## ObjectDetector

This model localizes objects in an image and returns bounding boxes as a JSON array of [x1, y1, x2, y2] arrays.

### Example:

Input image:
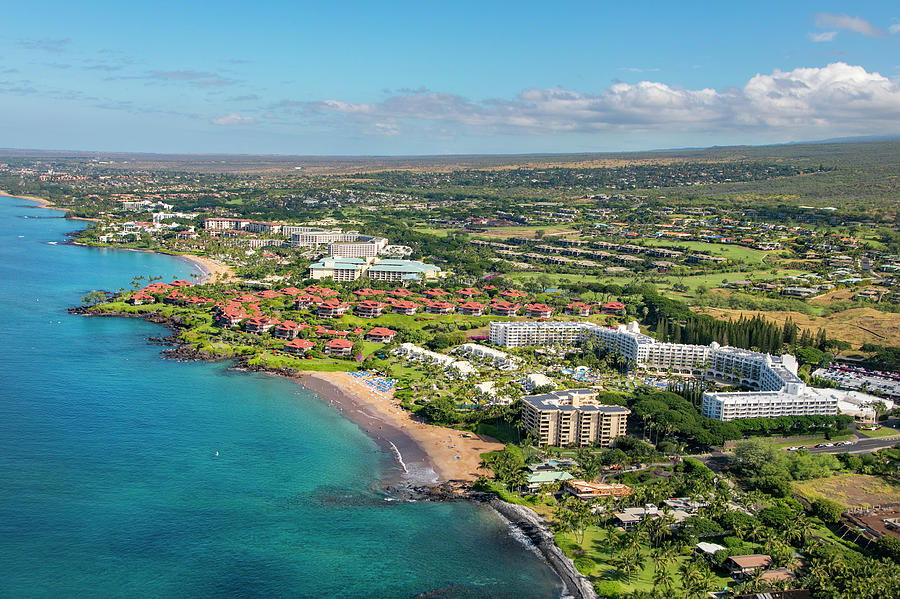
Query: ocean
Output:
[[0, 197, 563, 598]]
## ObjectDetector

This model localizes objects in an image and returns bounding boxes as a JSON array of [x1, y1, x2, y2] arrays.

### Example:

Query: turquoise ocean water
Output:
[[0, 197, 563, 598]]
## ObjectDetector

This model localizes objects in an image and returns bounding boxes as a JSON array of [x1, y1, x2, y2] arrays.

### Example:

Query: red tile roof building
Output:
[[391, 300, 420, 315], [458, 301, 488, 316], [491, 301, 520, 317], [525, 303, 554, 318], [245, 315, 280, 333], [317, 300, 350, 318], [282, 338, 315, 354], [424, 300, 455, 315], [355, 300, 386, 318], [324, 338, 354, 357], [273, 320, 303, 339], [366, 327, 397, 343], [566, 302, 592, 317], [601, 301, 626, 315]]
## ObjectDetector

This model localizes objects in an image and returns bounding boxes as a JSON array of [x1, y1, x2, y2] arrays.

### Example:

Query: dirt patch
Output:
[[793, 474, 900, 508], [691, 307, 900, 348]]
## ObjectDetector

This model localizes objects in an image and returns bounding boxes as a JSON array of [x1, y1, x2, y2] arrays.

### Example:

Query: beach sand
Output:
[[294, 370, 504, 485], [178, 254, 235, 284]]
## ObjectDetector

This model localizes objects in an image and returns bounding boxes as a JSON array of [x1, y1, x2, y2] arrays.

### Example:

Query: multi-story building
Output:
[[365, 259, 443, 282], [328, 236, 387, 258], [521, 389, 630, 447], [309, 257, 369, 281], [492, 320, 844, 422], [489, 321, 595, 348], [355, 300, 386, 318]]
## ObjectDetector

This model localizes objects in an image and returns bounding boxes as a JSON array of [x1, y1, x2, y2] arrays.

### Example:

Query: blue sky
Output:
[[1, 1, 899, 155]]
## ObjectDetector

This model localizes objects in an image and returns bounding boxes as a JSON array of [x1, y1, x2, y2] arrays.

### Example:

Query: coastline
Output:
[[290, 370, 505, 485], [1, 190, 100, 222], [175, 253, 234, 284]]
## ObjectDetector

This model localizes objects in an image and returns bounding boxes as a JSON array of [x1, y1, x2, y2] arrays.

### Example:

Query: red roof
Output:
[[283, 338, 315, 350], [500, 289, 528, 298], [280, 287, 304, 295], [526, 303, 554, 312], [392, 300, 420, 310], [423, 288, 448, 297], [567, 302, 591, 309], [305, 285, 339, 297], [602, 301, 626, 310], [246, 315, 280, 326], [354, 288, 387, 296], [276, 320, 301, 330], [481, 285, 497, 290], [325, 338, 354, 348], [319, 299, 350, 309], [315, 325, 349, 336], [169, 280, 194, 287], [255, 290, 284, 299], [456, 287, 481, 296], [367, 326, 397, 337], [390, 288, 414, 296], [491, 300, 520, 311], [425, 300, 455, 309], [356, 300, 386, 309], [458, 301, 488, 310]]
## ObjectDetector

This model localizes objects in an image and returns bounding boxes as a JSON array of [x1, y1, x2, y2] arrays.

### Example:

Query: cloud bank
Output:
[[280, 63, 900, 140]]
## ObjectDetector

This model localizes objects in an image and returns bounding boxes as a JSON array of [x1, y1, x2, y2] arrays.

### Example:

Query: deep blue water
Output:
[[0, 198, 562, 598]]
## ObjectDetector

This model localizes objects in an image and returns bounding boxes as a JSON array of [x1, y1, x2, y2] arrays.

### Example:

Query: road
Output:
[[802, 435, 900, 455]]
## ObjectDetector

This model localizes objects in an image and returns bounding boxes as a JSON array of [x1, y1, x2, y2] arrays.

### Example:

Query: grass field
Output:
[[412, 227, 453, 238], [504, 269, 805, 290], [472, 226, 579, 240], [793, 473, 900, 508], [637, 238, 772, 263]]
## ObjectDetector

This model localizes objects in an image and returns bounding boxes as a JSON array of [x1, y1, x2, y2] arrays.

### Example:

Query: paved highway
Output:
[[802, 435, 899, 455]]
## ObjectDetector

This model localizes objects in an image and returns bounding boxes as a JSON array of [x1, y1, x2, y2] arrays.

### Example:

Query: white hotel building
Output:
[[489, 320, 841, 421]]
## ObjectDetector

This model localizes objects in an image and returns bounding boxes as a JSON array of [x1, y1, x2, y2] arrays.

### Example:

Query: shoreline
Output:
[[1, 190, 99, 222], [291, 370, 505, 485]]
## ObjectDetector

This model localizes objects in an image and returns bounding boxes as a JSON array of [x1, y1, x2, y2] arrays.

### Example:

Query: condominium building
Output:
[[328, 236, 387, 258], [489, 321, 595, 348], [522, 389, 630, 447], [701, 388, 838, 421]]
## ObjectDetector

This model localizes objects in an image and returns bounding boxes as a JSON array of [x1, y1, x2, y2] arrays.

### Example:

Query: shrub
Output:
[[593, 580, 621, 598], [811, 497, 844, 524], [573, 556, 595, 575]]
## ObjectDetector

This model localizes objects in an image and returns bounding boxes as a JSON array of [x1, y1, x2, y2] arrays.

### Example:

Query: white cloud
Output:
[[809, 31, 837, 42], [210, 112, 255, 126], [890, 24, 900, 34], [814, 13, 886, 37], [288, 63, 900, 139]]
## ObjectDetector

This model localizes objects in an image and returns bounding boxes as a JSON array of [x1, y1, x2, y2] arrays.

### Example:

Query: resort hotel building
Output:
[[309, 257, 444, 283], [521, 389, 630, 447], [490, 320, 852, 422]]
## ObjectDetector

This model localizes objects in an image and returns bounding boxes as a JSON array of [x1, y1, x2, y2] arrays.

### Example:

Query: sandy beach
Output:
[[0, 190, 55, 205], [178, 254, 234, 284], [294, 370, 504, 485]]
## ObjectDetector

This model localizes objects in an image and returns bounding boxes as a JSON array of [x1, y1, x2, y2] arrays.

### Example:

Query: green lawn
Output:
[[552, 526, 732, 595], [856, 426, 900, 439], [412, 227, 453, 238]]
